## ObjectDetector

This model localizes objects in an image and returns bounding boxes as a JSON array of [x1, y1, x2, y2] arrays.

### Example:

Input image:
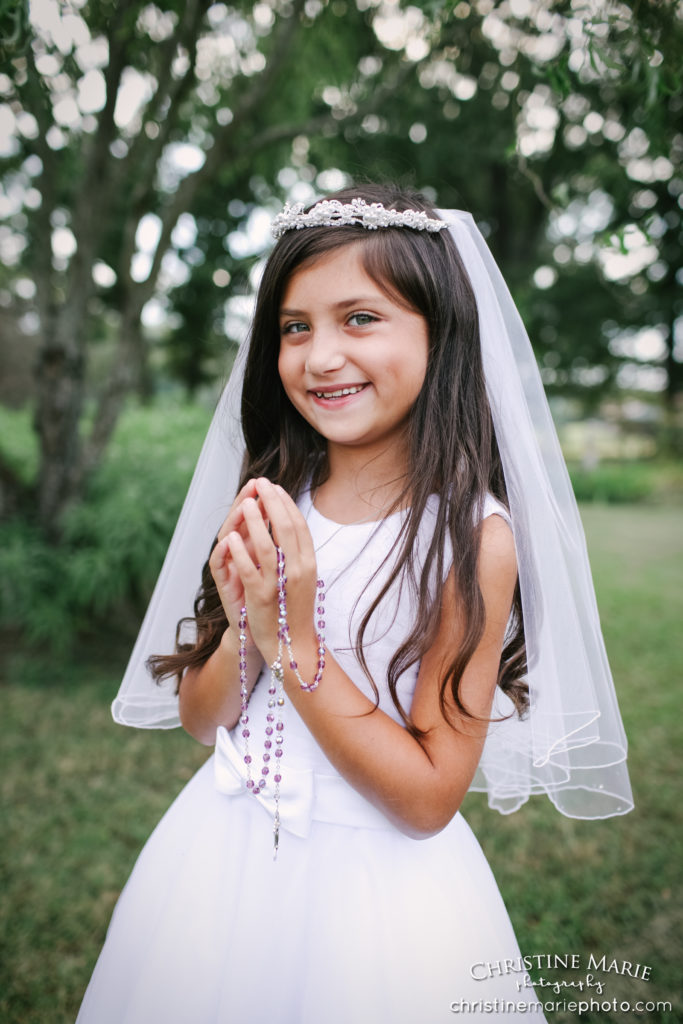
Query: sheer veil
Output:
[[112, 206, 633, 821]]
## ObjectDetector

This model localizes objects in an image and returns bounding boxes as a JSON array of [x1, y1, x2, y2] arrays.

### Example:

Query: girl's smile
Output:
[[277, 243, 429, 456], [310, 383, 368, 400]]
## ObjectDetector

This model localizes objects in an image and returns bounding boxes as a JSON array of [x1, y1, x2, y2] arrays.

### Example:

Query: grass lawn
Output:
[[1, 503, 681, 1023], [464, 503, 683, 1022]]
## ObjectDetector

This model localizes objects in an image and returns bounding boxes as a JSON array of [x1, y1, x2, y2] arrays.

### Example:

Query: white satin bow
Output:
[[214, 725, 314, 839]]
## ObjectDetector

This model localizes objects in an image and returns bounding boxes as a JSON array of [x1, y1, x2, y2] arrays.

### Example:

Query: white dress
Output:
[[77, 493, 546, 1023]]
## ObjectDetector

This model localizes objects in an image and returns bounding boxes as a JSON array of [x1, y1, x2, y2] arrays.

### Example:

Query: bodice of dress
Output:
[[227, 489, 511, 783]]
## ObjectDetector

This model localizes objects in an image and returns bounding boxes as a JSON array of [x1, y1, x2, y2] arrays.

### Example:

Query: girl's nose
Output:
[[304, 330, 346, 375]]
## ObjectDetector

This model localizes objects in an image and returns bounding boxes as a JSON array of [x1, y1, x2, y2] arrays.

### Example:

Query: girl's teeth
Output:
[[315, 385, 364, 398]]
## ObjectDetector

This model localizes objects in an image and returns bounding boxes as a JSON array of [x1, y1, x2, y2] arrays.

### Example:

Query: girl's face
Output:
[[277, 243, 429, 457]]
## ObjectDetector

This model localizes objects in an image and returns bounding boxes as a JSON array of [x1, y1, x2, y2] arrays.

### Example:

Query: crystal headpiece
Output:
[[271, 198, 447, 239]]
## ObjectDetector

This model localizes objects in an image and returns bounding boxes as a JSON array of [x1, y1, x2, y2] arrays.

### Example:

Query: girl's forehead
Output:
[[281, 243, 375, 298], [286, 239, 365, 278], [278, 237, 419, 317]]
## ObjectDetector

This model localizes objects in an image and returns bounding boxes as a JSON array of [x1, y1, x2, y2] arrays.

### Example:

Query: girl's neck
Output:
[[314, 442, 410, 524]]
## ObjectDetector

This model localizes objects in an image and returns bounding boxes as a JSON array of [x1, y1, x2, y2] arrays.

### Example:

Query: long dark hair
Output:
[[149, 184, 528, 730]]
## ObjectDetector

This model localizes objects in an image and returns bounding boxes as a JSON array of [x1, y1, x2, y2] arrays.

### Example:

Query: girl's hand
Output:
[[225, 479, 318, 665], [209, 480, 268, 649]]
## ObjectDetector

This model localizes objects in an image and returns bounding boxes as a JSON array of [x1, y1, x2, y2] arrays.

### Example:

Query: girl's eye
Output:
[[281, 321, 309, 335], [347, 312, 378, 327]]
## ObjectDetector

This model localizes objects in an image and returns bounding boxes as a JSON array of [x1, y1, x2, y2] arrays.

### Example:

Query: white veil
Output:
[[112, 207, 633, 821]]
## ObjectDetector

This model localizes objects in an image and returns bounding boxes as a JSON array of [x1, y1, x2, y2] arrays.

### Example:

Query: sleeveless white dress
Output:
[[77, 493, 546, 1023]]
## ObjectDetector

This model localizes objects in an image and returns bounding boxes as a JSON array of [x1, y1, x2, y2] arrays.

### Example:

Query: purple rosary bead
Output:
[[238, 601, 286, 858], [238, 546, 325, 854], [274, 546, 326, 693]]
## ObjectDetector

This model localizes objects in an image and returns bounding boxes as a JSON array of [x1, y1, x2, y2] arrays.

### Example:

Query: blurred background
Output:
[[1, 1, 681, 1021]]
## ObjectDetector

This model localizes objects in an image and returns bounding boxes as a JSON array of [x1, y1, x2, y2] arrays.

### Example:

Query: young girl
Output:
[[78, 185, 632, 1023]]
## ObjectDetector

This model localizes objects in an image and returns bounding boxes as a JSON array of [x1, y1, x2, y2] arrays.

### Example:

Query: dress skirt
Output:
[[77, 736, 546, 1024]]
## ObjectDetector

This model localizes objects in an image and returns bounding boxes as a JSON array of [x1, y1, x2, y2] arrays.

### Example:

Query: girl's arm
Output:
[[228, 478, 518, 839], [178, 480, 265, 745], [179, 631, 263, 745]]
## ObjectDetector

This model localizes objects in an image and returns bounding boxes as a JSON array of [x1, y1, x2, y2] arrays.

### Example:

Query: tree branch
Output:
[[227, 0, 307, 133], [515, 154, 556, 212], [235, 58, 417, 157], [23, 39, 58, 338], [67, 1, 132, 298], [113, 1, 209, 291], [121, 0, 210, 208], [114, 0, 304, 290], [79, 307, 143, 481], [75, 3, 133, 213], [116, 0, 309, 305], [123, 47, 416, 311]]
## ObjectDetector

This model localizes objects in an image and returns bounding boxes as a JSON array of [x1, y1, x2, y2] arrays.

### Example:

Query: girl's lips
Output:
[[308, 383, 370, 405]]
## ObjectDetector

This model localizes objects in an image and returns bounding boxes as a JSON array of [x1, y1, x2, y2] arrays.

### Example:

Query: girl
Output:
[[78, 185, 632, 1023]]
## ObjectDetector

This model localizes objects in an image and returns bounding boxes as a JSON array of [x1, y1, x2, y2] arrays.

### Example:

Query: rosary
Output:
[[238, 546, 326, 857]]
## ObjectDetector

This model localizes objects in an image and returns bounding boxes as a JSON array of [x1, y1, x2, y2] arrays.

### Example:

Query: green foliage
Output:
[[568, 460, 683, 505], [0, 404, 37, 484], [570, 463, 651, 504], [0, 400, 212, 650]]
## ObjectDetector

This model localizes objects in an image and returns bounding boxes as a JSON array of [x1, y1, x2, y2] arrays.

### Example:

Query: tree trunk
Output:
[[34, 337, 85, 538], [660, 319, 683, 456]]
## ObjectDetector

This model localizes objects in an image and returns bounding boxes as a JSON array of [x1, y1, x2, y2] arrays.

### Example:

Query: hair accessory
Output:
[[112, 195, 632, 823], [271, 198, 448, 239], [276, 546, 326, 692]]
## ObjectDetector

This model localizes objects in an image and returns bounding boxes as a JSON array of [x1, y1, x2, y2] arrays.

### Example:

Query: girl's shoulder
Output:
[[481, 493, 512, 529], [421, 492, 512, 528]]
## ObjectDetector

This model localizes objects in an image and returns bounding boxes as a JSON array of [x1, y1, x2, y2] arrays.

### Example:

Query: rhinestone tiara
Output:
[[271, 198, 447, 239]]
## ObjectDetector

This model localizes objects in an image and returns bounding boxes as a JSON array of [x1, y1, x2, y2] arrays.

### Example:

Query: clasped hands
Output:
[[209, 478, 319, 670]]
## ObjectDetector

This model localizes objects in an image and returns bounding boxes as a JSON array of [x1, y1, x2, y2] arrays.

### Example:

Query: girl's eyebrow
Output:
[[279, 296, 384, 317]]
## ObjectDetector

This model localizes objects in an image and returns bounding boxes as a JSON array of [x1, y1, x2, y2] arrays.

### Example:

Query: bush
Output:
[[0, 401, 212, 651], [568, 462, 654, 503], [568, 460, 683, 504]]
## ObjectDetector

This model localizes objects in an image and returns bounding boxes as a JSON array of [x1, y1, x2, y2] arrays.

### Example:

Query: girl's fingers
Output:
[[226, 529, 269, 591], [209, 535, 231, 584], [216, 483, 253, 541], [253, 479, 309, 560], [224, 482, 319, 657], [275, 483, 315, 554], [217, 480, 317, 617], [240, 498, 278, 570], [216, 480, 267, 541], [209, 536, 248, 626]]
